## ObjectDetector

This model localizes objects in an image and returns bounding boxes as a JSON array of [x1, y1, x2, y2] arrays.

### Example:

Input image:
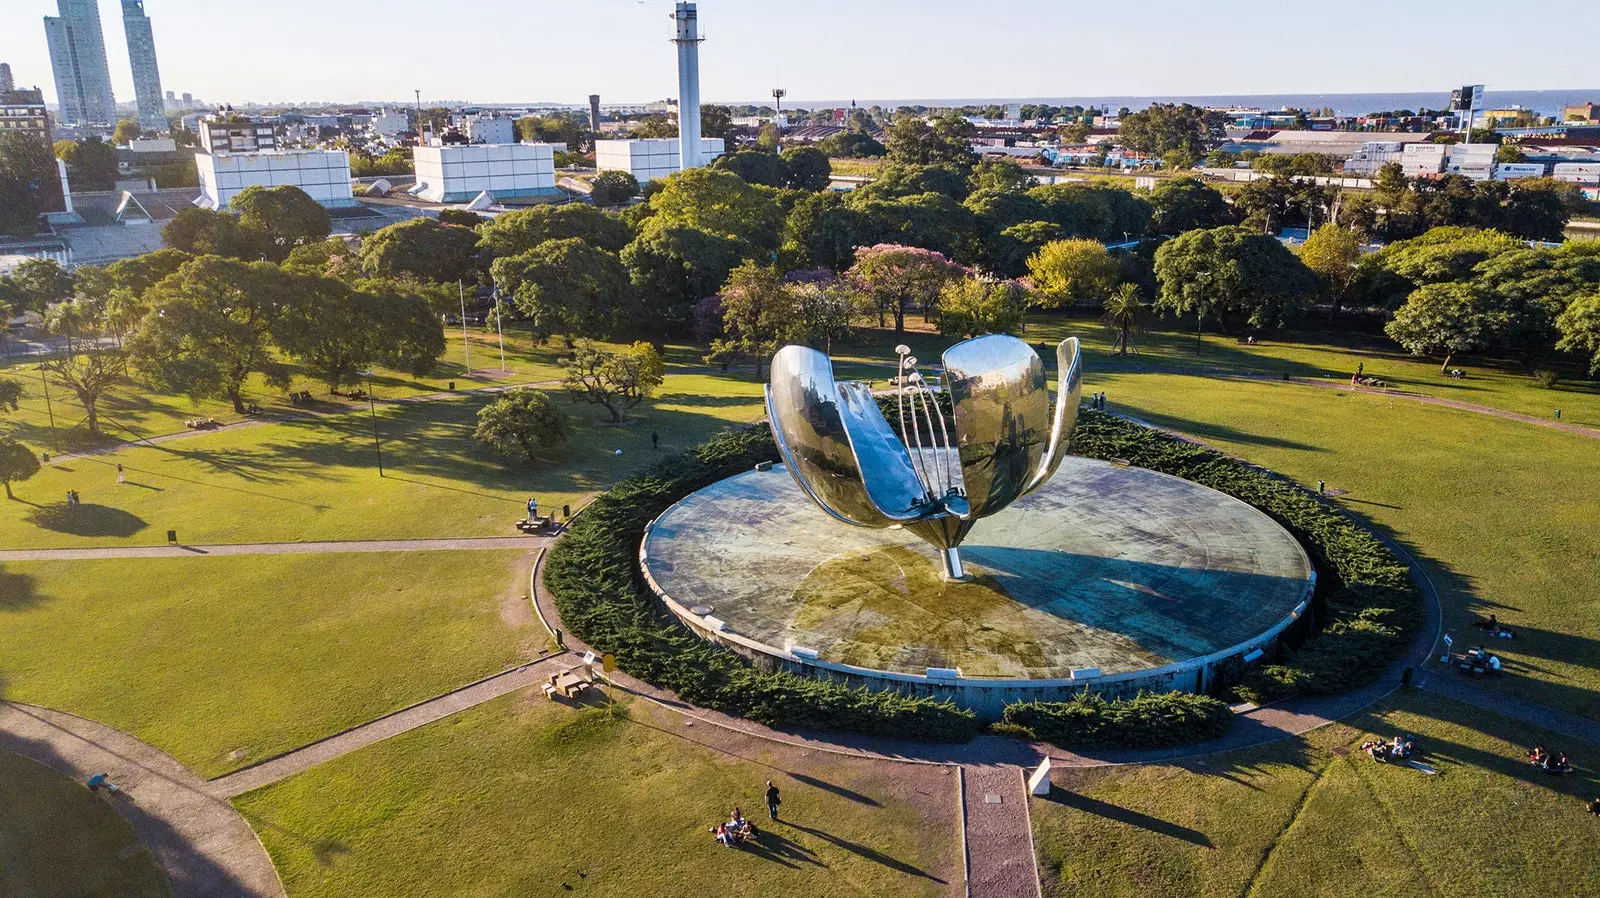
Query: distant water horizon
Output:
[[751, 89, 1600, 119]]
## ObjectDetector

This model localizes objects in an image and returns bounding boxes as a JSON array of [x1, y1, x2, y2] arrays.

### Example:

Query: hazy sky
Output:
[[4, 0, 1598, 107]]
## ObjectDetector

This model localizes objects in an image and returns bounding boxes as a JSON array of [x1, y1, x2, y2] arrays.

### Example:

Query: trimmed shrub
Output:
[[1000, 692, 1233, 749], [544, 425, 979, 742]]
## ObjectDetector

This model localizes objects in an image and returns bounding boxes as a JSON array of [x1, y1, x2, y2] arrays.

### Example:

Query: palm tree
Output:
[[1101, 283, 1147, 356]]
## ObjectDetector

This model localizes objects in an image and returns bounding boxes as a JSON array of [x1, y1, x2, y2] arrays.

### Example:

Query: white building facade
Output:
[[411, 143, 559, 203], [595, 138, 725, 182], [465, 116, 516, 145], [196, 149, 355, 210]]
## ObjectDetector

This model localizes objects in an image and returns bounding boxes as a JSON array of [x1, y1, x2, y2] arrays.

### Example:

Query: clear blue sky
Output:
[[5, 0, 1599, 108]]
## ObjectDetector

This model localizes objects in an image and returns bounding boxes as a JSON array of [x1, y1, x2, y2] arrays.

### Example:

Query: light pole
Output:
[[35, 364, 56, 449], [362, 370, 383, 477], [493, 284, 507, 372], [1194, 271, 1211, 355], [458, 280, 471, 376]]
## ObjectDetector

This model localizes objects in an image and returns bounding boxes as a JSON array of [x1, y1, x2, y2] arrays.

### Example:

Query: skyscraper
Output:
[[44, 0, 117, 127], [0, 63, 13, 93], [123, 1, 167, 133]]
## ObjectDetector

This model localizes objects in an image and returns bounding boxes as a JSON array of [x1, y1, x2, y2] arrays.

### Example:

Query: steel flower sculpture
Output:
[[765, 335, 1083, 579]]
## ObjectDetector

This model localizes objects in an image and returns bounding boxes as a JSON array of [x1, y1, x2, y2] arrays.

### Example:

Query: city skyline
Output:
[[41, 0, 116, 125], [4, 0, 1600, 112]]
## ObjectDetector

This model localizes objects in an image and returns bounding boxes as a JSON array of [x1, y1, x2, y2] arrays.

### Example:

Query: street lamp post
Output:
[[36, 364, 56, 449], [362, 370, 383, 477], [492, 280, 506, 371], [458, 280, 471, 376]]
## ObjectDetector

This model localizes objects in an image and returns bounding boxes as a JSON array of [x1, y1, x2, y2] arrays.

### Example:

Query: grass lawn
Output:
[[0, 375, 765, 549], [0, 550, 537, 777], [1033, 691, 1600, 897], [0, 750, 169, 898], [233, 694, 960, 898]]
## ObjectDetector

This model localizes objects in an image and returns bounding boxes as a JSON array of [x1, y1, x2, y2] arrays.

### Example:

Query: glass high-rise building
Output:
[[43, 0, 117, 127], [123, 0, 167, 133]]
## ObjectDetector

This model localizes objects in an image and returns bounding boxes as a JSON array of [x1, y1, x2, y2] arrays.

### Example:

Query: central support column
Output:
[[942, 546, 967, 581]]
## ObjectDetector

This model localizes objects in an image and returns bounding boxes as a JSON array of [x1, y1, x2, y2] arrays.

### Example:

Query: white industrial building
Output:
[[1400, 143, 1447, 176], [410, 143, 560, 203], [465, 116, 516, 145], [595, 138, 725, 181], [195, 149, 356, 210], [1343, 141, 1405, 175], [1444, 144, 1495, 180]]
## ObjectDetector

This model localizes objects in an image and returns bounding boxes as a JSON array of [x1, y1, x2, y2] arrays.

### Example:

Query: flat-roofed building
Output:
[[0, 88, 52, 145], [196, 149, 355, 210], [411, 143, 560, 203], [199, 115, 278, 153], [595, 137, 725, 182]]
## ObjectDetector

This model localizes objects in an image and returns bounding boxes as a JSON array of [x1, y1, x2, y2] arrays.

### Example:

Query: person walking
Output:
[[651, 431, 660, 451], [116, 464, 125, 484], [765, 780, 781, 821], [526, 496, 538, 521]]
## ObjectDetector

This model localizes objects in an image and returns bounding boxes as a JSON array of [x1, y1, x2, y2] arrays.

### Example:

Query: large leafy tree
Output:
[[162, 207, 266, 260], [937, 277, 1027, 338], [1556, 294, 1600, 374], [1026, 183, 1152, 242], [815, 129, 886, 159], [0, 131, 64, 235], [780, 147, 832, 192], [589, 171, 640, 207], [849, 192, 974, 259], [971, 158, 1035, 193], [7, 258, 73, 313], [491, 238, 634, 339], [64, 137, 118, 191], [1385, 283, 1509, 372], [40, 301, 125, 438], [1027, 239, 1120, 310], [847, 244, 963, 335], [1153, 225, 1320, 332], [563, 340, 664, 423], [1298, 224, 1363, 319], [851, 163, 970, 202], [477, 204, 632, 260], [1117, 103, 1217, 160], [359, 217, 480, 284], [1148, 177, 1234, 234], [0, 437, 41, 500], [782, 192, 873, 272], [272, 277, 445, 391], [644, 167, 783, 251], [128, 256, 294, 411], [621, 220, 747, 327], [706, 263, 796, 379], [884, 113, 976, 171], [229, 186, 331, 260], [474, 388, 570, 465], [713, 150, 786, 188]]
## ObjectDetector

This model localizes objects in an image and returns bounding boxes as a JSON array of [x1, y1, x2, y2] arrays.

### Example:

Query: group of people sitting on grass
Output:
[[1529, 746, 1573, 775], [1362, 734, 1417, 763], [1472, 614, 1516, 639], [710, 807, 759, 847]]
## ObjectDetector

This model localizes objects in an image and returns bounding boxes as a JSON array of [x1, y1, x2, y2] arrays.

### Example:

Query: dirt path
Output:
[[0, 535, 550, 562]]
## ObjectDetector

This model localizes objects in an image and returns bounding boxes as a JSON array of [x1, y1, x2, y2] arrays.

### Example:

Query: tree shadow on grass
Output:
[[782, 820, 947, 881], [0, 567, 42, 611], [24, 503, 149, 538], [1038, 786, 1214, 848], [232, 807, 350, 867]]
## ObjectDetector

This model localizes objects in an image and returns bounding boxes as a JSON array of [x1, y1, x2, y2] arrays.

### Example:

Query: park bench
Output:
[[516, 515, 555, 534]]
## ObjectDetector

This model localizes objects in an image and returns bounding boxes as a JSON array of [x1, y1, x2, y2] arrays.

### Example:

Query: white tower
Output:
[[672, 2, 704, 170]]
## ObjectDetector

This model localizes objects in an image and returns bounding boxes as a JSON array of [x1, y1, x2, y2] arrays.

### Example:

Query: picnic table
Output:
[[1451, 648, 1501, 675], [543, 666, 594, 700]]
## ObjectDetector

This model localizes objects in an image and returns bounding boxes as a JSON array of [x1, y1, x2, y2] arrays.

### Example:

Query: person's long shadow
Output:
[[737, 828, 824, 870], [787, 772, 882, 807], [1038, 787, 1214, 848], [782, 821, 948, 882]]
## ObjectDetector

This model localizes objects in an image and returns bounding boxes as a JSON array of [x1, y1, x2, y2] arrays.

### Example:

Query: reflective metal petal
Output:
[[941, 335, 1050, 519], [765, 345, 925, 527], [1022, 337, 1084, 498]]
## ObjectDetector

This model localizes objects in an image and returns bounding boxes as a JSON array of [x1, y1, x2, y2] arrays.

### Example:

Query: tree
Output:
[[937, 277, 1027, 338], [786, 273, 862, 353], [1027, 239, 1120, 309], [645, 167, 783, 250], [162, 207, 264, 260], [1101, 283, 1147, 355], [359, 217, 480, 284], [972, 157, 1034, 193], [0, 132, 64, 235], [780, 147, 831, 191], [491, 238, 634, 339], [230, 186, 331, 260], [437, 209, 486, 229], [1026, 183, 1152, 242], [847, 244, 962, 335], [590, 170, 640, 207], [1148, 177, 1233, 234], [1299, 224, 1363, 319], [699, 105, 734, 144], [474, 388, 570, 465], [621, 220, 747, 327], [42, 332, 126, 438], [65, 137, 119, 191], [563, 340, 664, 423], [884, 113, 976, 171], [477, 203, 632, 259], [1386, 282, 1508, 372], [1117, 103, 1214, 160], [1496, 143, 1527, 164], [816, 130, 886, 158], [0, 378, 20, 412], [272, 276, 445, 391], [707, 263, 795, 378], [782, 191, 872, 272], [129, 256, 293, 412], [112, 119, 142, 145], [1556, 294, 1600, 374], [849, 192, 974, 259], [852, 163, 970, 202], [713, 150, 786, 187], [1153, 225, 1320, 332], [8, 258, 73, 313], [0, 437, 40, 500]]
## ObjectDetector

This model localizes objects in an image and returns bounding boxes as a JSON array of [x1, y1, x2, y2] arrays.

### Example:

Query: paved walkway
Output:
[[0, 701, 285, 898], [961, 764, 1042, 898], [0, 535, 551, 562], [211, 655, 570, 797]]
